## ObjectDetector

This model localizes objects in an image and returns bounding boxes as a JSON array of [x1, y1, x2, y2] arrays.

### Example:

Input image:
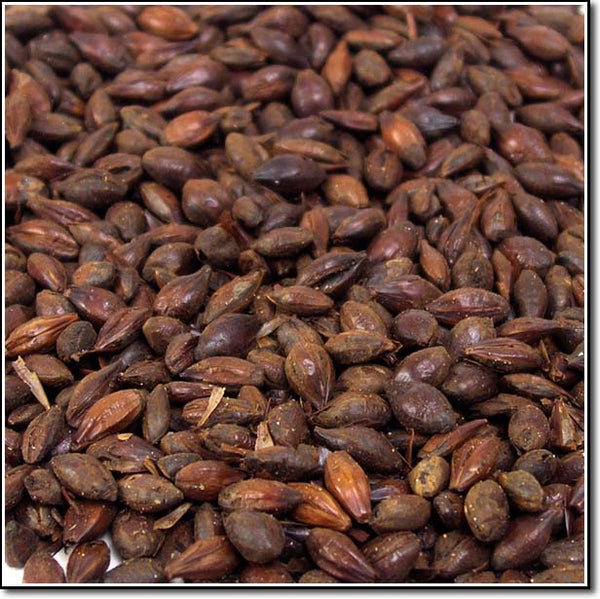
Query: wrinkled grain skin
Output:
[[464, 338, 543, 373], [72, 389, 146, 449], [67, 541, 111, 583], [266, 401, 309, 447], [531, 567, 585, 584], [464, 480, 510, 543], [324, 451, 371, 524], [386, 381, 458, 434], [253, 155, 326, 195], [238, 562, 294, 583], [364, 532, 421, 582], [51, 453, 118, 501], [6, 314, 79, 358], [285, 342, 334, 411], [6, 465, 35, 512], [203, 271, 263, 325], [164, 537, 238, 582], [491, 509, 562, 571], [223, 510, 285, 563], [289, 482, 351, 531], [306, 528, 377, 583], [508, 405, 551, 452], [5, 521, 38, 568], [21, 406, 65, 464], [118, 474, 184, 514], [175, 461, 245, 501], [23, 469, 63, 505], [195, 314, 260, 360], [314, 426, 404, 474], [218, 479, 302, 514], [243, 444, 321, 481], [540, 535, 584, 569], [3, 3, 586, 587], [153, 266, 211, 321], [419, 420, 489, 459], [450, 436, 501, 493], [23, 552, 66, 584], [433, 531, 490, 579], [325, 330, 395, 365], [104, 558, 166, 583], [426, 288, 510, 325], [498, 470, 545, 513], [433, 491, 466, 531], [93, 307, 149, 353], [393, 347, 452, 388], [299, 569, 339, 583], [66, 360, 124, 428], [182, 357, 264, 388], [142, 384, 170, 444], [63, 500, 118, 545], [268, 285, 334, 316], [408, 455, 450, 499], [111, 510, 164, 560], [313, 391, 391, 429], [370, 495, 432, 533]]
